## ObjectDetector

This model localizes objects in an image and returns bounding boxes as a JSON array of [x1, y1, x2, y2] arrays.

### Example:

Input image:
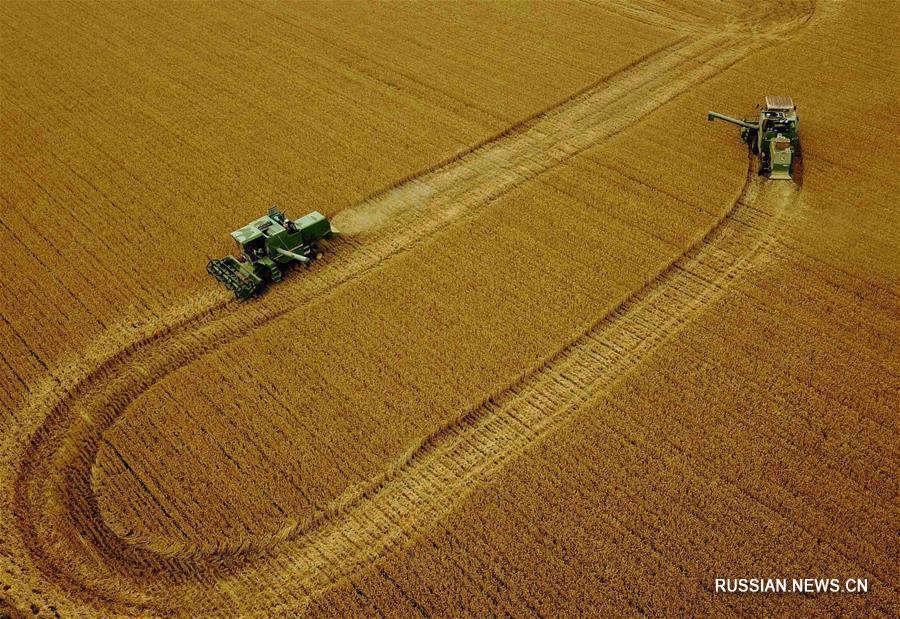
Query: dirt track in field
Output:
[[3, 3, 816, 614]]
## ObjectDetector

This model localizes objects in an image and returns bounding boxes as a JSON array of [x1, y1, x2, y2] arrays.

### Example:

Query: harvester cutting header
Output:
[[208, 207, 337, 300], [708, 95, 800, 180]]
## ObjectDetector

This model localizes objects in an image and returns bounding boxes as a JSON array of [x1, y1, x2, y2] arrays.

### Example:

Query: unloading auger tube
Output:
[[208, 206, 338, 300], [707, 111, 758, 129]]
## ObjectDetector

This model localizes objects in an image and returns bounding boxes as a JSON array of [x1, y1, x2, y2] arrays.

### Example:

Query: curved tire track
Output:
[[3, 6, 811, 615]]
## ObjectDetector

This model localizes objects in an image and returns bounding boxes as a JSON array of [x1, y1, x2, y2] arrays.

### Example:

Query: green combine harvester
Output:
[[708, 95, 800, 179], [208, 207, 337, 300]]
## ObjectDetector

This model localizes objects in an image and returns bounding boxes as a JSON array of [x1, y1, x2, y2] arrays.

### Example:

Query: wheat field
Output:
[[1, 0, 897, 616]]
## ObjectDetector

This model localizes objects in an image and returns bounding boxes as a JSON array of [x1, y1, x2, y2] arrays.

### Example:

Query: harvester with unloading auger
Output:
[[708, 95, 800, 180], [208, 207, 338, 300]]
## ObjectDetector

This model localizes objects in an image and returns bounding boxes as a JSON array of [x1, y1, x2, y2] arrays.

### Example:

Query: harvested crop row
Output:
[[86, 27, 755, 558]]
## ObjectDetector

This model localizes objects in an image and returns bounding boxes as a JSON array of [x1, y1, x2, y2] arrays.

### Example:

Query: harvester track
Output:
[[2, 4, 815, 614]]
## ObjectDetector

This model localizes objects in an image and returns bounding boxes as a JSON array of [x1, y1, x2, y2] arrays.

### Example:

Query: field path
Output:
[[2, 4, 815, 614]]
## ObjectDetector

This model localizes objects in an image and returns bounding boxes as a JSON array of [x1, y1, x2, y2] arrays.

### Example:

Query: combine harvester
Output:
[[708, 95, 800, 179], [208, 207, 337, 300]]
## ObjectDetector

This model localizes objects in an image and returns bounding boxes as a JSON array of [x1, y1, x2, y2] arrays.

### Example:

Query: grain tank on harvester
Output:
[[208, 207, 337, 299], [708, 95, 800, 180]]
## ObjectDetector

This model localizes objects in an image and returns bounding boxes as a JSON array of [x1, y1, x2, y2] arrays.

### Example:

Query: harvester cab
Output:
[[708, 95, 800, 180], [208, 207, 337, 300]]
